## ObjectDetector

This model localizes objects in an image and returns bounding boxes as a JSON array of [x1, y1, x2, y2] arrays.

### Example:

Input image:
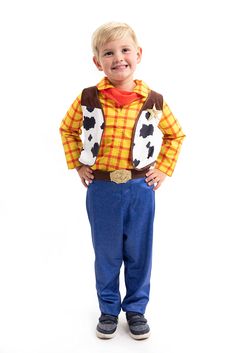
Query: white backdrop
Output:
[[0, 0, 235, 352]]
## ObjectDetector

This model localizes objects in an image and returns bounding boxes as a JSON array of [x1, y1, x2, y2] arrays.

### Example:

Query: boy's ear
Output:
[[93, 56, 103, 71], [137, 47, 142, 64]]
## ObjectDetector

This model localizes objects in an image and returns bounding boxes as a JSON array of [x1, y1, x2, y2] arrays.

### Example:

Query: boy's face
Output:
[[93, 36, 142, 87]]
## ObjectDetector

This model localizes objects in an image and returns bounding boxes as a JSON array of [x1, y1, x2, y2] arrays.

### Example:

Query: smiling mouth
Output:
[[112, 64, 128, 70]]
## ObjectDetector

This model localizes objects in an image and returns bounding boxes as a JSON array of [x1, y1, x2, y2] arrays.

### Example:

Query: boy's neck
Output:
[[109, 78, 136, 92]]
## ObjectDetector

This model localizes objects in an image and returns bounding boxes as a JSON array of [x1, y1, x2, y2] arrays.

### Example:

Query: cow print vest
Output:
[[79, 86, 163, 170]]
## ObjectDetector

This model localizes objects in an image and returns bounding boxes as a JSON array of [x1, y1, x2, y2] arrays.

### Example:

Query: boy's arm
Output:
[[155, 100, 186, 176], [59, 95, 84, 169]]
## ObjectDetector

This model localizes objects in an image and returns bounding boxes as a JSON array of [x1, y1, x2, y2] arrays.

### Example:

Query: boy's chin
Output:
[[109, 72, 132, 80]]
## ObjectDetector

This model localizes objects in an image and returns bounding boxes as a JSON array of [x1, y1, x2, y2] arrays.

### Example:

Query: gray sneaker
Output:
[[126, 312, 150, 340], [96, 314, 118, 339]]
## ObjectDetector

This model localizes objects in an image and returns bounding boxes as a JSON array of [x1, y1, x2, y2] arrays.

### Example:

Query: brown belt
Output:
[[93, 169, 148, 184]]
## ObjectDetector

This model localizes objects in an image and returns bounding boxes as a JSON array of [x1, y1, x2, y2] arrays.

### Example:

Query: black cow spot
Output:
[[146, 141, 154, 158], [83, 116, 96, 130], [133, 159, 140, 167], [148, 147, 154, 158], [145, 112, 151, 120], [86, 107, 94, 113], [91, 142, 99, 157], [139, 124, 154, 138], [100, 122, 105, 130], [88, 134, 93, 141]]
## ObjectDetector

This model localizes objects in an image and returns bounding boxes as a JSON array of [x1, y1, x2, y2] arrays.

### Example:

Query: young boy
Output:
[[60, 22, 185, 340]]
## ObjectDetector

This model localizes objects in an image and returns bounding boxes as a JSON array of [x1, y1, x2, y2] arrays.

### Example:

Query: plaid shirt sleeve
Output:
[[59, 94, 83, 169], [156, 100, 186, 176]]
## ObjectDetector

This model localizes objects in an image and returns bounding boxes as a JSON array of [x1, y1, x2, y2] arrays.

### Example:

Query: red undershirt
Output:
[[101, 87, 142, 107]]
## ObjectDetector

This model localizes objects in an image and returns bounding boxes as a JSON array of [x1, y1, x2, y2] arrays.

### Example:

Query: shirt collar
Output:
[[96, 77, 150, 98]]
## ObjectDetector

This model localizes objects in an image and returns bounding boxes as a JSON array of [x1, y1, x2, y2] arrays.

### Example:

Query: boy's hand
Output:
[[76, 165, 94, 188], [145, 168, 167, 191]]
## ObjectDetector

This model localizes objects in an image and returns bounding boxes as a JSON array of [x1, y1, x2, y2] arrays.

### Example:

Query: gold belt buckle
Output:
[[110, 169, 132, 184]]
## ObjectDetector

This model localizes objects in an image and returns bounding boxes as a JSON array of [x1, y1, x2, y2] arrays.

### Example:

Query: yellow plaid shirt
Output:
[[60, 77, 185, 176]]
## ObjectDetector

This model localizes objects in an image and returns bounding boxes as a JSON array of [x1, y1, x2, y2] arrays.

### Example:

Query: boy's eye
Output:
[[104, 51, 113, 56], [122, 48, 130, 53]]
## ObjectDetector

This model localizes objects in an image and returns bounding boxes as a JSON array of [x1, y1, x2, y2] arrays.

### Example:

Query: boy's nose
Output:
[[113, 52, 124, 62]]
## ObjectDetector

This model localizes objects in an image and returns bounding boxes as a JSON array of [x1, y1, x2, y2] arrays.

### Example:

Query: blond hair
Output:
[[91, 22, 139, 58]]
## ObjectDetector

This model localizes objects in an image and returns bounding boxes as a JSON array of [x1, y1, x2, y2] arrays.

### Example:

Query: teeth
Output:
[[113, 65, 128, 69]]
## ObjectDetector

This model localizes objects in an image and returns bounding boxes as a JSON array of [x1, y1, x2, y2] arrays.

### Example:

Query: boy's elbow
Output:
[[179, 129, 186, 141]]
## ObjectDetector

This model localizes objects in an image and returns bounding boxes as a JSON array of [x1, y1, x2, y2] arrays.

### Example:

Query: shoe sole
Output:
[[129, 331, 151, 340], [96, 330, 116, 339]]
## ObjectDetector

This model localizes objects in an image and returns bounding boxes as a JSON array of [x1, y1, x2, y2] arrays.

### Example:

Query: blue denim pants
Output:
[[86, 177, 155, 316]]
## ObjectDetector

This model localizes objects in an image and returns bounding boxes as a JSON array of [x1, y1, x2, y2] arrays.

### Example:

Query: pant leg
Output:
[[121, 178, 155, 314], [86, 180, 124, 316]]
